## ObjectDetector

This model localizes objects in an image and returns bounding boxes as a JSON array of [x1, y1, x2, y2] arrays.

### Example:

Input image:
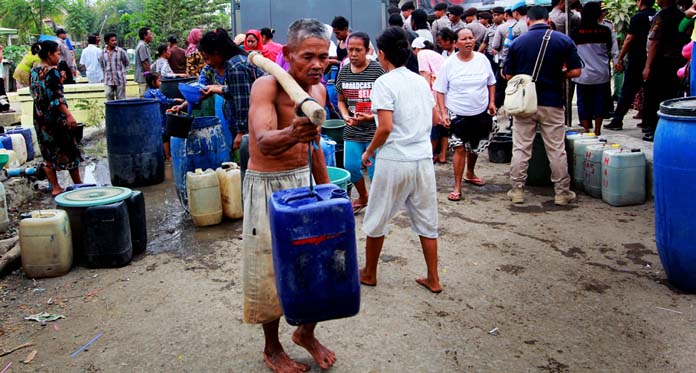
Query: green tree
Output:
[[65, 0, 98, 41], [0, 0, 65, 39]]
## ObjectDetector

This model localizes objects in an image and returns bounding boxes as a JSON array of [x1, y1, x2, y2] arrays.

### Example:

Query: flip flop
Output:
[[464, 177, 486, 186], [352, 202, 367, 214], [447, 192, 461, 201]]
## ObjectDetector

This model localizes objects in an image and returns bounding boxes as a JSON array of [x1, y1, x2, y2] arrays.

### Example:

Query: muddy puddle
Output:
[[13, 136, 242, 259]]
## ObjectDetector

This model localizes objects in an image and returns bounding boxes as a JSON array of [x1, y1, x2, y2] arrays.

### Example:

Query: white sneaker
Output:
[[507, 187, 524, 204], [554, 191, 577, 206]]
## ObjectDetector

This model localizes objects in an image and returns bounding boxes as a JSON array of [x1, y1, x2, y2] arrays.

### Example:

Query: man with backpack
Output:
[[504, 6, 582, 206]]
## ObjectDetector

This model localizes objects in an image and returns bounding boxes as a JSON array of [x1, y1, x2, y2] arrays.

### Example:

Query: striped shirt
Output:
[[336, 60, 384, 143], [99, 47, 129, 86]]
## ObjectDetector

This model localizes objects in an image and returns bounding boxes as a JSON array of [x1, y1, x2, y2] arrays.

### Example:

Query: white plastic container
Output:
[[9, 133, 27, 165], [216, 162, 243, 219], [20, 210, 73, 278], [0, 182, 8, 232], [0, 149, 19, 169], [186, 168, 222, 227]]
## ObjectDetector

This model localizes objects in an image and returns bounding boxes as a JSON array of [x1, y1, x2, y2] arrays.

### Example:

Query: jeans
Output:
[[344, 140, 375, 184]]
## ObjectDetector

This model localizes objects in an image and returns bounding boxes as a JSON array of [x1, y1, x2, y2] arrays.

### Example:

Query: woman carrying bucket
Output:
[[335, 32, 384, 213]]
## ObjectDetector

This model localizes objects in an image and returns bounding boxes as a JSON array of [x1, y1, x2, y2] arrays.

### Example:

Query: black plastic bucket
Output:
[[488, 133, 513, 164]]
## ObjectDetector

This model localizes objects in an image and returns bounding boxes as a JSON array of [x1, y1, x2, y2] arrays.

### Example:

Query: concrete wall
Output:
[[235, 0, 387, 45]]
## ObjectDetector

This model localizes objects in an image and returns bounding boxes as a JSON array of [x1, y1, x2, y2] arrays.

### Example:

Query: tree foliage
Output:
[[0, 0, 65, 41], [603, 0, 639, 38]]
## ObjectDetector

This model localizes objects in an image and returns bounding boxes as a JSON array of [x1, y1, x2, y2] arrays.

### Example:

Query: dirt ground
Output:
[[1, 130, 694, 372]]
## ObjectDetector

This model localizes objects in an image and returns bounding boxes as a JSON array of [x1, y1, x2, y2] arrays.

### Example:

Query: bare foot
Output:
[[263, 351, 310, 373], [292, 329, 336, 369], [416, 277, 442, 293], [359, 268, 376, 286], [51, 188, 64, 197]]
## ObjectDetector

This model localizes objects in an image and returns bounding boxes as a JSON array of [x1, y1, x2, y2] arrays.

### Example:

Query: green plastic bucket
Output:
[[327, 166, 350, 191], [322, 119, 346, 144]]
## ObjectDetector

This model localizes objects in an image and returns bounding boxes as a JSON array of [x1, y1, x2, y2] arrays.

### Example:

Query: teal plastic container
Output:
[[321, 120, 346, 144], [566, 132, 596, 176], [573, 138, 602, 189], [327, 167, 350, 191], [583, 143, 615, 198], [601, 148, 646, 206]]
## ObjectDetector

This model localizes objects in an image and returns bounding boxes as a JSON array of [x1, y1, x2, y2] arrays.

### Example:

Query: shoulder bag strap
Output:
[[532, 29, 552, 82]]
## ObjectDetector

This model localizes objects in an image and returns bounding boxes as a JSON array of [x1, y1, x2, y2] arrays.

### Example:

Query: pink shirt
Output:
[[416, 49, 446, 90]]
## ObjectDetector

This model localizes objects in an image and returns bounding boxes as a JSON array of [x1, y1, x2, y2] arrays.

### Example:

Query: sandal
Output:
[[352, 201, 367, 214], [447, 191, 461, 201], [464, 177, 486, 186]]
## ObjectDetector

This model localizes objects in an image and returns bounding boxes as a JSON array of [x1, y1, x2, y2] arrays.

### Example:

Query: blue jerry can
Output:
[[269, 184, 360, 325]]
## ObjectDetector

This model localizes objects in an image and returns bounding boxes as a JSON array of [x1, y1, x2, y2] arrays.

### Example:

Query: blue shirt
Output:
[[504, 24, 582, 108], [144, 88, 175, 134]]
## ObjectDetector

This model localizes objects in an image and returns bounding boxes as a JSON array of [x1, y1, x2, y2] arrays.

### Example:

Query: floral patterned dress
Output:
[[30, 65, 81, 170]]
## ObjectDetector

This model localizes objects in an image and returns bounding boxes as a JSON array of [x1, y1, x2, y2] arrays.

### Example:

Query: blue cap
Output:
[[510, 1, 527, 11]]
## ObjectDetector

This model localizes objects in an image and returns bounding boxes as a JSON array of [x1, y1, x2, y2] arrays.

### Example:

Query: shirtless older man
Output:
[[244, 19, 333, 373]]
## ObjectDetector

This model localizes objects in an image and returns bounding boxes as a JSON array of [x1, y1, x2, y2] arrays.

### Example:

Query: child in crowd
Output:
[[151, 44, 187, 79], [144, 72, 184, 160]]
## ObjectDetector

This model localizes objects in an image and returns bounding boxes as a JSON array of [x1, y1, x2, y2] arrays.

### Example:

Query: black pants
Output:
[[58, 61, 75, 84], [643, 58, 684, 131], [495, 67, 507, 109], [0, 78, 9, 112], [613, 58, 646, 121]]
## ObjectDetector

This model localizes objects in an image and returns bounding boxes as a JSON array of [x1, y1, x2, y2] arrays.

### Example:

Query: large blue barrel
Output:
[[170, 116, 231, 209], [6, 128, 35, 161], [105, 99, 164, 187], [269, 184, 360, 325], [655, 97, 696, 292]]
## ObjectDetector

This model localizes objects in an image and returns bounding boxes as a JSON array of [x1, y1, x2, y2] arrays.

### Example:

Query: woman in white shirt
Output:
[[360, 27, 442, 294], [411, 9, 434, 44], [433, 28, 497, 202]]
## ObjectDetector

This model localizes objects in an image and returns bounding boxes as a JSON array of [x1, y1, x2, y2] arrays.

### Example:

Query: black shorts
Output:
[[449, 110, 493, 153]]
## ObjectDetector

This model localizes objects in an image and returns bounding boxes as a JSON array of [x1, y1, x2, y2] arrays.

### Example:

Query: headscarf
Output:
[[186, 29, 202, 57], [243, 29, 264, 52]]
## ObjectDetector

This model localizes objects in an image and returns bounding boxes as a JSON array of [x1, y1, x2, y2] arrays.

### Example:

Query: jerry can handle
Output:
[[281, 188, 323, 204]]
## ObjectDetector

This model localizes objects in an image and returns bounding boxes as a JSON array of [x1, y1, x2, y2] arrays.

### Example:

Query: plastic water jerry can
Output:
[[583, 142, 615, 198], [602, 148, 646, 206], [19, 210, 73, 278], [8, 134, 27, 165], [186, 168, 222, 226], [269, 184, 360, 325], [0, 149, 19, 169], [573, 138, 603, 189], [215, 162, 243, 219]]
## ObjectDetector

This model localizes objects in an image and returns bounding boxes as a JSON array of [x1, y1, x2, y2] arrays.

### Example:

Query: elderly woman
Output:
[[433, 28, 496, 202], [185, 28, 205, 78], [29, 41, 82, 196]]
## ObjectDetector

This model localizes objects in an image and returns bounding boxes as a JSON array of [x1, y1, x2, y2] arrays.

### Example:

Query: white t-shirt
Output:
[[79, 44, 103, 83], [370, 67, 435, 161], [433, 51, 496, 116]]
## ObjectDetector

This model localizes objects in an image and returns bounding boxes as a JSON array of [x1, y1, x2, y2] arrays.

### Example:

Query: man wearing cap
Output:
[[549, 0, 581, 35], [401, 1, 416, 32], [448, 5, 467, 34], [464, 8, 488, 47], [56, 28, 77, 84], [504, 6, 582, 206], [167, 36, 187, 74], [431, 3, 451, 42]]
